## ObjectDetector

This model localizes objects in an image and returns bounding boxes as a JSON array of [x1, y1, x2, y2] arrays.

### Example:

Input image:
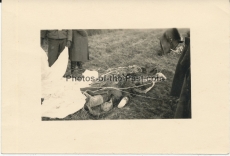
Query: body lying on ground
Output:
[[80, 65, 167, 116]]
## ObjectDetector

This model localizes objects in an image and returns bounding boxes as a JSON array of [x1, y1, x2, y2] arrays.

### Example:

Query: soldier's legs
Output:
[[77, 61, 82, 69], [47, 39, 60, 67], [71, 61, 77, 74], [58, 39, 66, 54]]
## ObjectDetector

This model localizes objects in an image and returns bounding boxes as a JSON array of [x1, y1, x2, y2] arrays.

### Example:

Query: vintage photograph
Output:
[[41, 28, 191, 120], [3, 0, 229, 153]]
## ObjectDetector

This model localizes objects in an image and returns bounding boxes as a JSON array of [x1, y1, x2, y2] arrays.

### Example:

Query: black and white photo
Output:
[[41, 28, 191, 120]]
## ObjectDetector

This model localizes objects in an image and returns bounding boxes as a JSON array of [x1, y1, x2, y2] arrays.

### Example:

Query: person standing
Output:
[[68, 29, 89, 74], [170, 31, 191, 118], [41, 30, 72, 67], [41, 30, 72, 105]]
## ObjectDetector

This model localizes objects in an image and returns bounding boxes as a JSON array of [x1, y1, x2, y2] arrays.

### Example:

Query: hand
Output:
[[66, 40, 71, 48]]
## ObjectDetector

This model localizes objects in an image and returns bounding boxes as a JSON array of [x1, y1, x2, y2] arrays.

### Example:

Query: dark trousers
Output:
[[48, 39, 66, 67]]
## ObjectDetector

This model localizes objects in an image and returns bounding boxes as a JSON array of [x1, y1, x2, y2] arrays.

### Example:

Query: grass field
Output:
[[42, 28, 189, 120]]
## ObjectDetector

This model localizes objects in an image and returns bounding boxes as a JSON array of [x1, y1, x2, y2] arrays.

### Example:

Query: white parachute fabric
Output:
[[41, 48, 97, 119]]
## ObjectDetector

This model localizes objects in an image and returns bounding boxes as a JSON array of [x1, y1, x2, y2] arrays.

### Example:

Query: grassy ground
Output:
[[42, 28, 189, 120]]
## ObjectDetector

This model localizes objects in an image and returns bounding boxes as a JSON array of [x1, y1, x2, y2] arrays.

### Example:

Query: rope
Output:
[[82, 81, 164, 100], [89, 78, 166, 91], [77, 66, 165, 100], [92, 82, 153, 90], [117, 89, 161, 100]]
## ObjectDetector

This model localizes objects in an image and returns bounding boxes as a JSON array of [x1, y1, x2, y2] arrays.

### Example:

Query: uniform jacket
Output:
[[41, 30, 72, 41]]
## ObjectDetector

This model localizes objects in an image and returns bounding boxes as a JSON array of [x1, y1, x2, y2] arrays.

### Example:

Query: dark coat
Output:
[[68, 30, 89, 62], [170, 37, 190, 97], [174, 67, 191, 118]]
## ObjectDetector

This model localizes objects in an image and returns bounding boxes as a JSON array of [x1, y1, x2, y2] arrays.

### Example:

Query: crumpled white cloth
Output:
[[41, 79, 87, 119], [41, 48, 99, 118]]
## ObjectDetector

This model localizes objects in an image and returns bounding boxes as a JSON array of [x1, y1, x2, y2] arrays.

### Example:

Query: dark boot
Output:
[[77, 62, 83, 69], [71, 61, 77, 74]]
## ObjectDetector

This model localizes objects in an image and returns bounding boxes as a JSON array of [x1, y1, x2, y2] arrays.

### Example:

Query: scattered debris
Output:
[[170, 44, 185, 54]]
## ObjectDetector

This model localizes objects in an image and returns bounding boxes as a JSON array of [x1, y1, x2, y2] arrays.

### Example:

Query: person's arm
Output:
[[40, 30, 47, 46], [41, 30, 47, 39], [180, 46, 190, 67], [82, 90, 92, 98], [67, 30, 72, 41], [66, 30, 72, 47], [85, 90, 108, 96]]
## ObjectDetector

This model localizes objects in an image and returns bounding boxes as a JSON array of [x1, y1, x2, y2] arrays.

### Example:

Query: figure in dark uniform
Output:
[[41, 30, 72, 67], [68, 30, 89, 74], [170, 31, 191, 118]]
